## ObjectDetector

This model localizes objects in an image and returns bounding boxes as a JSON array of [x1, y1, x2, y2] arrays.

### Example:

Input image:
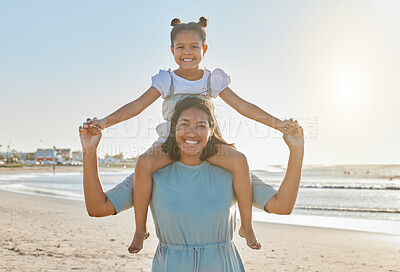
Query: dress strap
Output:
[[166, 68, 175, 98], [205, 68, 212, 97]]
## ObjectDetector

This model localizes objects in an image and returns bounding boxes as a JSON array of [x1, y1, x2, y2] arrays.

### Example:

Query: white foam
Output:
[[0, 184, 83, 201], [249, 211, 400, 236]]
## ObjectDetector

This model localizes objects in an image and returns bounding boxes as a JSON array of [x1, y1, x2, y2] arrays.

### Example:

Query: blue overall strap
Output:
[[205, 68, 212, 97], [166, 68, 175, 98]]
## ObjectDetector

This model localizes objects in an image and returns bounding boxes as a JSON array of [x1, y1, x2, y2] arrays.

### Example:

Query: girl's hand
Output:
[[277, 118, 298, 134], [86, 117, 106, 130], [79, 122, 102, 150], [283, 123, 304, 151]]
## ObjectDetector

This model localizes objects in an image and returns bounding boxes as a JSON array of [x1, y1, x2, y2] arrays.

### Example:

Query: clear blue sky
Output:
[[1, 0, 400, 166]]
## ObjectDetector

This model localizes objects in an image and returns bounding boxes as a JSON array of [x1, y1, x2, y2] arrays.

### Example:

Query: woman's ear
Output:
[[208, 127, 214, 139], [171, 45, 175, 55]]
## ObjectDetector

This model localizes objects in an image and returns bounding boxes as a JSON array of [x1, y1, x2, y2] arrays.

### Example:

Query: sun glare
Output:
[[332, 62, 361, 110], [338, 79, 359, 110]]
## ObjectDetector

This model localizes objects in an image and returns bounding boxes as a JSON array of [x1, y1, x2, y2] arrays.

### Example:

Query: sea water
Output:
[[0, 165, 399, 235]]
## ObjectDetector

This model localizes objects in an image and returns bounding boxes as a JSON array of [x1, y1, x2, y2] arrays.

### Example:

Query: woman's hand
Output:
[[79, 121, 102, 150], [283, 121, 304, 151], [276, 118, 297, 134], [85, 117, 106, 130]]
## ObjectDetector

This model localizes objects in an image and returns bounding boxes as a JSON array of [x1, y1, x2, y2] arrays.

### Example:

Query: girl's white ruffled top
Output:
[[151, 68, 231, 144]]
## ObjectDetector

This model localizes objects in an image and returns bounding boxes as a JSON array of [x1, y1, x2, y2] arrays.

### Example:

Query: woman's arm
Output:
[[264, 148, 303, 214], [79, 124, 117, 217], [219, 87, 287, 131], [264, 126, 304, 214], [89, 86, 161, 129]]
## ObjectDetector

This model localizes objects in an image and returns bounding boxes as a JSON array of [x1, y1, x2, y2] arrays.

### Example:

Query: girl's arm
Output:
[[219, 87, 286, 131], [92, 87, 161, 129], [264, 127, 304, 214]]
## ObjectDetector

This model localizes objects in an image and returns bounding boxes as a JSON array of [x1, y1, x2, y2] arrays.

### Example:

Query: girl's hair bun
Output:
[[171, 18, 181, 27], [198, 16, 208, 28]]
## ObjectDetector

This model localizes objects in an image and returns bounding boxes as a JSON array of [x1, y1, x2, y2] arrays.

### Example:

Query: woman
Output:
[[79, 97, 304, 271]]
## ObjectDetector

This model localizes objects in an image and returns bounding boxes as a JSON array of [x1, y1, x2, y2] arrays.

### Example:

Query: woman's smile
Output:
[[184, 139, 199, 144]]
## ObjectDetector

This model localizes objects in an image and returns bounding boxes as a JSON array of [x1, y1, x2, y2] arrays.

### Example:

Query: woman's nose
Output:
[[185, 127, 197, 135], [183, 125, 199, 135]]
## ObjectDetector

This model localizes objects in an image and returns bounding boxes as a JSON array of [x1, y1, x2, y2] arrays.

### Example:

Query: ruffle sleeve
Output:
[[151, 70, 171, 98], [210, 68, 231, 98]]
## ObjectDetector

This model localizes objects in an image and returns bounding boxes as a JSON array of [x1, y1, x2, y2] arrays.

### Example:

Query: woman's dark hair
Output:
[[170, 17, 208, 46], [162, 96, 235, 161]]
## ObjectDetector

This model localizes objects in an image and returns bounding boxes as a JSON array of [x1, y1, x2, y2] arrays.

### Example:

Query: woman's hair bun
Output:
[[171, 18, 181, 27], [198, 16, 208, 28]]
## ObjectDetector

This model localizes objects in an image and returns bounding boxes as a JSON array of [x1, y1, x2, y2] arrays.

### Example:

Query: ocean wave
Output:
[[300, 184, 400, 190], [0, 184, 83, 201], [295, 206, 400, 214], [251, 212, 400, 236]]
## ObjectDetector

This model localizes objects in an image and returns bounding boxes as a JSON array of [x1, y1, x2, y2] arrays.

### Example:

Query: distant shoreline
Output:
[[0, 164, 134, 174]]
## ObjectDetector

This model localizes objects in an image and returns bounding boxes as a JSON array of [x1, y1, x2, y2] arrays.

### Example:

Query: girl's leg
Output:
[[207, 145, 261, 250], [128, 144, 172, 254]]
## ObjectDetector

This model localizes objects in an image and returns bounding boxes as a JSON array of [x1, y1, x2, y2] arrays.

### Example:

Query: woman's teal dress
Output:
[[150, 161, 243, 272], [105, 161, 278, 271]]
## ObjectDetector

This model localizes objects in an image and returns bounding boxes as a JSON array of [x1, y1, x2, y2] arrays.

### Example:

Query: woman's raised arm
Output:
[[79, 123, 117, 217], [264, 125, 304, 215]]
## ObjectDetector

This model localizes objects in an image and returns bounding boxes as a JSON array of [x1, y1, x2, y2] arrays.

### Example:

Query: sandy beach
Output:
[[0, 189, 399, 272]]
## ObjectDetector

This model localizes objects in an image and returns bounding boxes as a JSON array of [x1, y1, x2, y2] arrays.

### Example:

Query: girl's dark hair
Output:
[[161, 97, 235, 161], [170, 17, 208, 46]]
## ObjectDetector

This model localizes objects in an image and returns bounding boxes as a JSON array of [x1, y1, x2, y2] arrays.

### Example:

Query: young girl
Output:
[[86, 17, 297, 253]]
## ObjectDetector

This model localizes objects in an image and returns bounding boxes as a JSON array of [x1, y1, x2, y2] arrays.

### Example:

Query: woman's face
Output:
[[175, 107, 211, 158]]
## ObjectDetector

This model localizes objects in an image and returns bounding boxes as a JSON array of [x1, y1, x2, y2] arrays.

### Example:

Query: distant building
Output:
[[35, 149, 56, 163], [57, 149, 71, 160], [72, 151, 83, 161], [99, 157, 118, 164], [17, 152, 35, 160], [35, 148, 71, 163], [0, 150, 19, 158]]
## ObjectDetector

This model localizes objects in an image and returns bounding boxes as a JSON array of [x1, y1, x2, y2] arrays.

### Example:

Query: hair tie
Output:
[[171, 18, 181, 27], [198, 17, 208, 28]]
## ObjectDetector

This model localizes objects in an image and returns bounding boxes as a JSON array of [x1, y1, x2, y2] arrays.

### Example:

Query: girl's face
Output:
[[171, 31, 208, 71], [175, 107, 211, 158]]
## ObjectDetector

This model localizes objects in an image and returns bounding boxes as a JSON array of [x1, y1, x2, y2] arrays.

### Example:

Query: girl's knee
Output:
[[135, 154, 153, 172], [136, 145, 172, 173], [135, 150, 157, 172], [221, 146, 247, 166], [232, 153, 248, 169], [208, 145, 248, 171]]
